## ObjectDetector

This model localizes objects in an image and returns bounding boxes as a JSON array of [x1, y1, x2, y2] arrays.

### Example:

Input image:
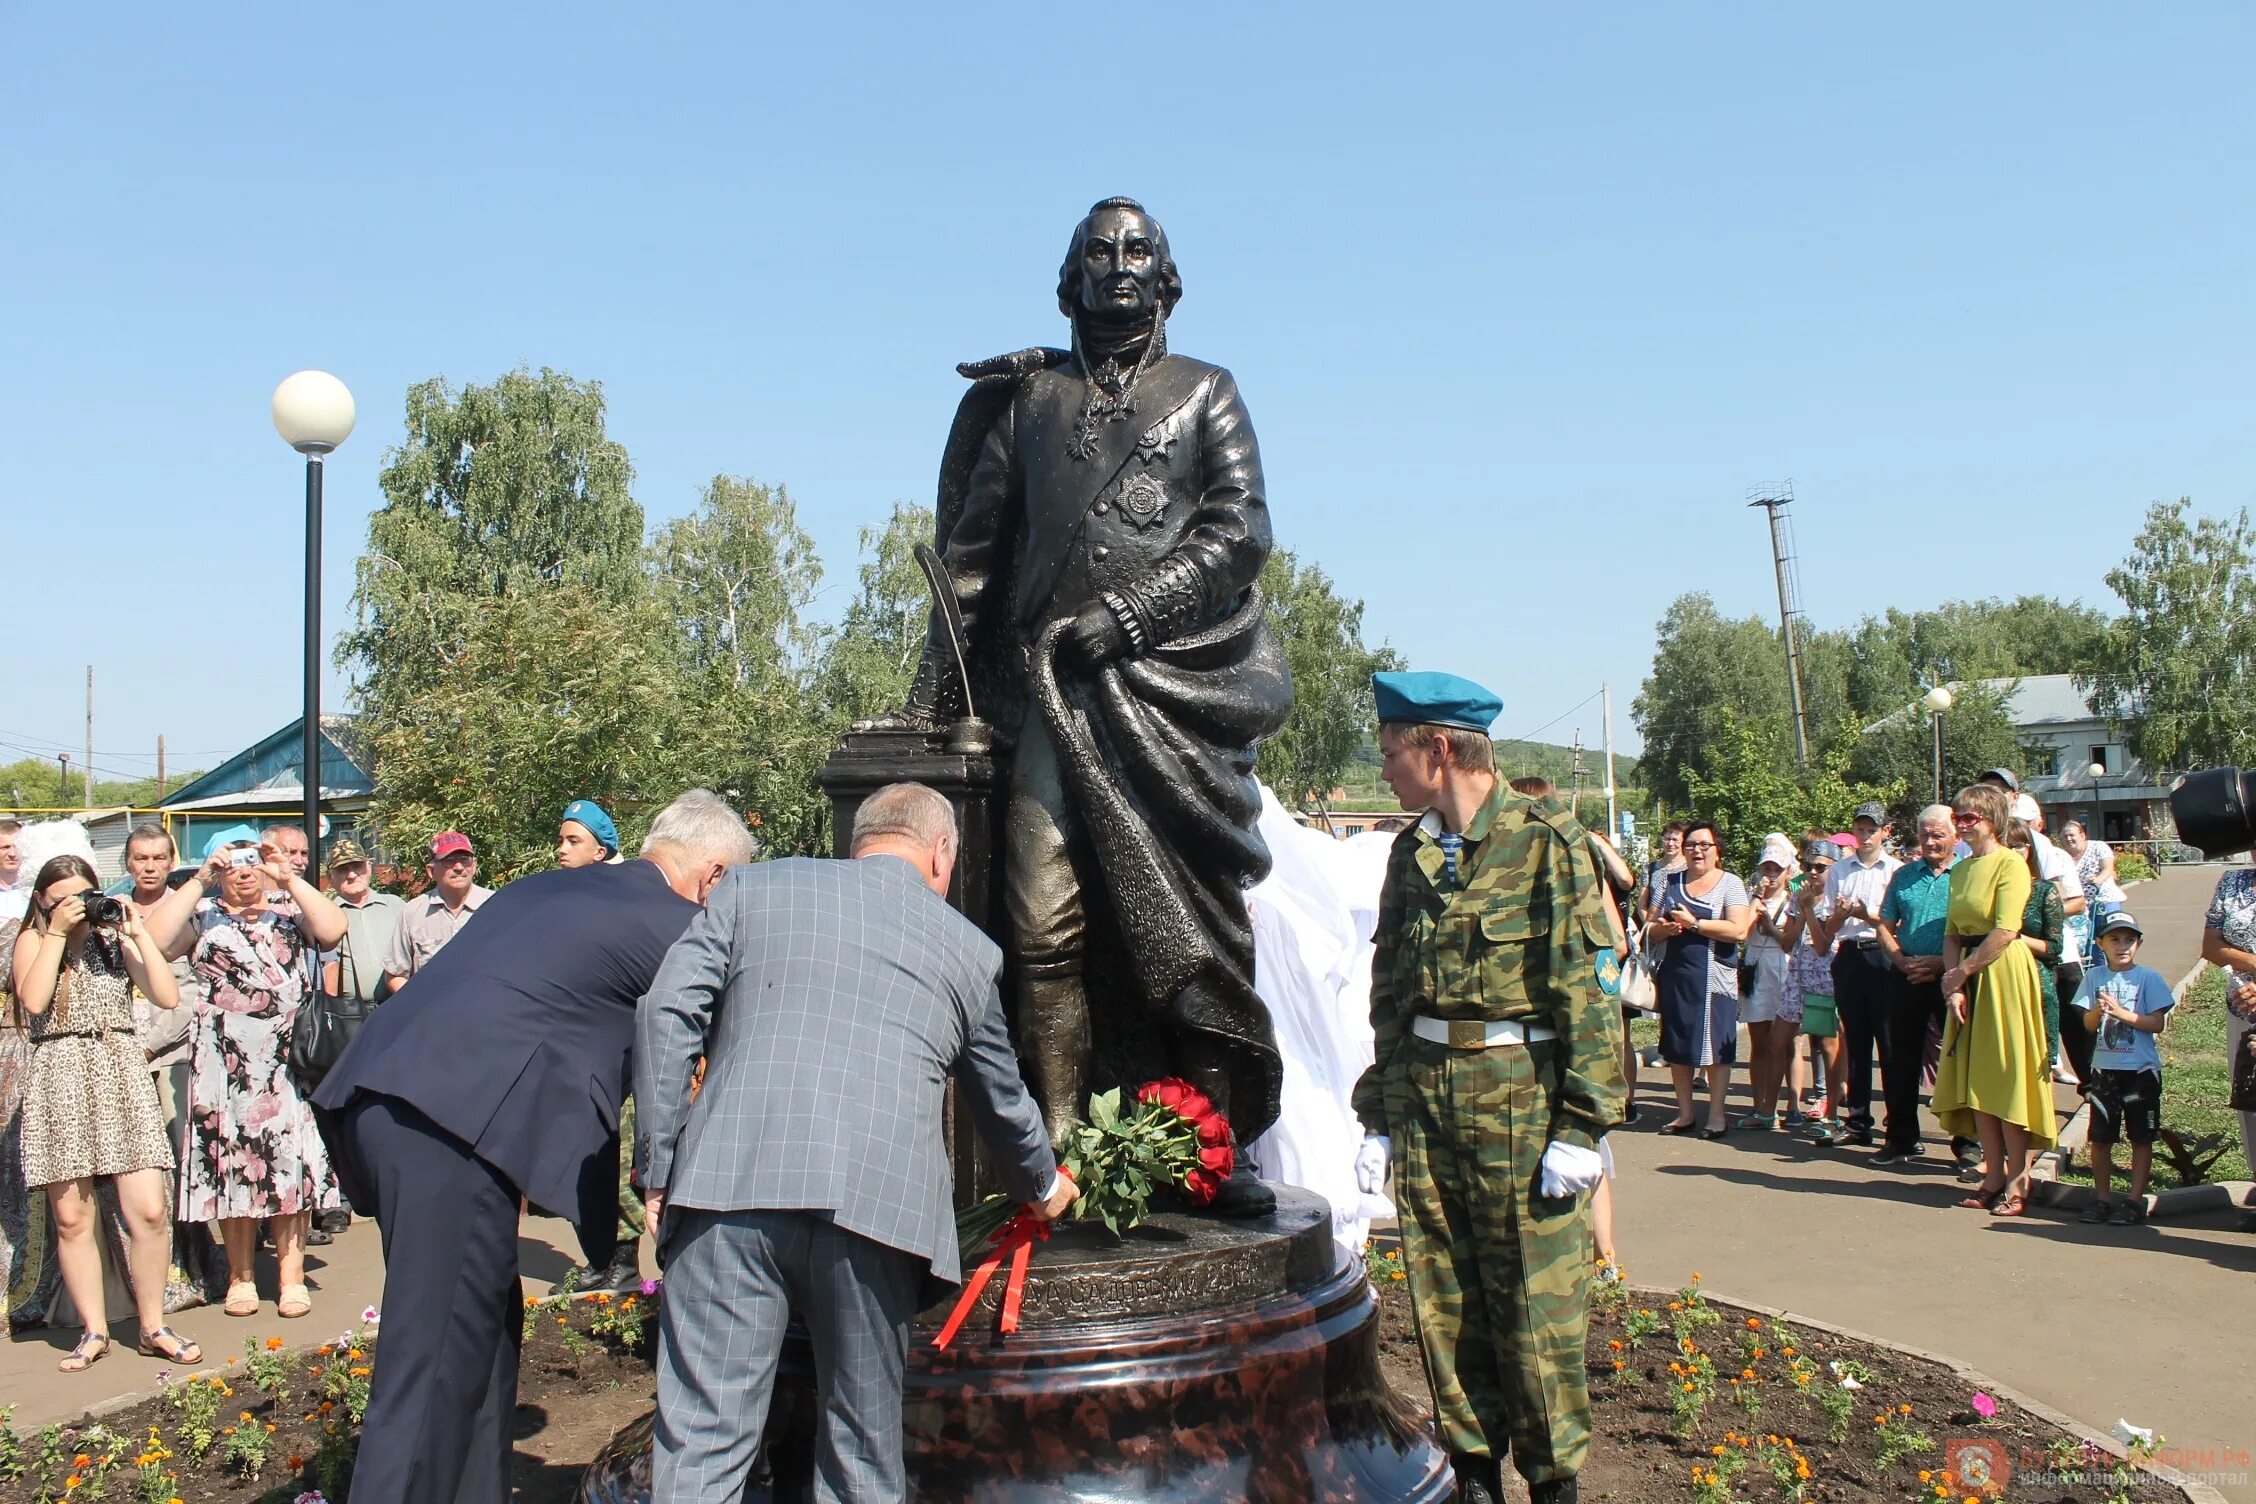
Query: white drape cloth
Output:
[[1241, 789, 1397, 1263]]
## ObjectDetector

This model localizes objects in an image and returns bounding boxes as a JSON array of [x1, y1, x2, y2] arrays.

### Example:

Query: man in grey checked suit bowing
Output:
[[635, 781, 1079, 1503]]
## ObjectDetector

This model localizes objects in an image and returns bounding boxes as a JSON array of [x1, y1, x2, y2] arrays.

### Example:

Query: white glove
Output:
[[1354, 1135, 1391, 1195], [1539, 1140, 1605, 1198]]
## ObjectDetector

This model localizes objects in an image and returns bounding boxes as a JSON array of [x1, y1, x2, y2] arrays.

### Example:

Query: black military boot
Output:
[[850, 648, 961, 733], [1449, 1452, 1501, 1504], [1527, 1476, 1579, 1504]]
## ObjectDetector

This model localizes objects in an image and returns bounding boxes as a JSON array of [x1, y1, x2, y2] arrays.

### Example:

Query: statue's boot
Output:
[[1177, 1028, 1277, 1219], [1017, 959, 1092, 1149], [850, 651, 958, 733]]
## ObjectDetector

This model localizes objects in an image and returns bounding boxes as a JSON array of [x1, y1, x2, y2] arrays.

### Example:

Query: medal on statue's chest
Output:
[[1117, 472, 1169, 530]]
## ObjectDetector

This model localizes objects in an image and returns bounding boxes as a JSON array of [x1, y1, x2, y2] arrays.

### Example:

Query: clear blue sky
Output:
[[4, 4, 2249, 791]]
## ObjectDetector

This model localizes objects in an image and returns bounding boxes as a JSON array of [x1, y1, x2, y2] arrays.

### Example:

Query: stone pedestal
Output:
[[575, 1187, 1451, 1503], [815, 725, 1007, 1205]]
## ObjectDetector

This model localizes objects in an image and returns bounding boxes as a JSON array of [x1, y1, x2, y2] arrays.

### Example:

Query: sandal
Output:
[[277, 1283, 312, 1319], [224, 1280, 260, 1317], [1659, 1118, 1700, 1135], [138, 1326, 204, 1365], [2107, 1199, 2147, 1226], [1990, 1190, 2029, 1218], [59, 1332, 111, 1372], [2079, 1199, 2110, 1224], [1957, 1185, 2006, 1210]]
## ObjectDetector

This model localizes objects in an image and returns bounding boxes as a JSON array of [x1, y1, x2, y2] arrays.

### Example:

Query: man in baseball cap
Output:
[[380, 832, 491, 996]]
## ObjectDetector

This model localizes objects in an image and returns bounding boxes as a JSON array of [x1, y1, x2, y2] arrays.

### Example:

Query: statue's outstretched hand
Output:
[[1059, 602, 1130, 672]]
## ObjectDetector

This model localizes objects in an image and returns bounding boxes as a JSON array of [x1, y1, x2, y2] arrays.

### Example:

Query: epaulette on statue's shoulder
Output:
[[956, 347, 1071, 384]]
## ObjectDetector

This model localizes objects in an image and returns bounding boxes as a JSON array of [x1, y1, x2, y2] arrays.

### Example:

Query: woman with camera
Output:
[[147, 836, 348, 1320], [9, 854, 199, 1371]]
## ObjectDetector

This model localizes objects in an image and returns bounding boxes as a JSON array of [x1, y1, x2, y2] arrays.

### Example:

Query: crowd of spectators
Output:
[[1626, 768, 2255, 1235], [0, 799, 629, 1370]]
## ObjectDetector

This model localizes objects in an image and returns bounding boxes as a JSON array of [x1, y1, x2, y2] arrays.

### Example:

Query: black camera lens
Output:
[[81, 893, 126, 927], [2168, 767, 2256, 858]]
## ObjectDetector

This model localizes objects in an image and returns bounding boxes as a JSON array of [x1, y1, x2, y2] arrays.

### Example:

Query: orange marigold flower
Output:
[[1747, 1317, 1762, 1329], [265, 1336, 285, 1351], [288, 1455, 305, 1469], [73, 1454, 91, 1466]]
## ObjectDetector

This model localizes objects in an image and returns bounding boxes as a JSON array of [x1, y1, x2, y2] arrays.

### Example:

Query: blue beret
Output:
[[562, 799, 620, 855], [1372, 671, 1502, 734]]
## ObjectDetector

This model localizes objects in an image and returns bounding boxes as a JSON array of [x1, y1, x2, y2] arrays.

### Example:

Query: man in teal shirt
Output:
[[1874, 805, 1969, 1166]]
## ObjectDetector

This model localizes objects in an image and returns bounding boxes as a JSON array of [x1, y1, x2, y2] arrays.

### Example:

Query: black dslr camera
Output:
[[2169, 768, 2256, 858], [80, 892, 127, 927]]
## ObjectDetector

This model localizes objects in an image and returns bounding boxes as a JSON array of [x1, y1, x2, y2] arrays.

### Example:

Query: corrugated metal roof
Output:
[[162, 716, 374, 808]]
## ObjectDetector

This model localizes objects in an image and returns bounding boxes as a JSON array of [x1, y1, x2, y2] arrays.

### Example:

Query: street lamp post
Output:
[[272, 372, 356, 869], [2088, 759, 2107, 847], [1924, 684, 1954, 805]]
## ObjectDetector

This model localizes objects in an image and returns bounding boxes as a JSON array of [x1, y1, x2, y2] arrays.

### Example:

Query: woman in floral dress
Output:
[[148, 836, 347, 1319]]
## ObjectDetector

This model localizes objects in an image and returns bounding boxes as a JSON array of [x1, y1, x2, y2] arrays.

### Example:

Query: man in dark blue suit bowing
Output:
[[315, 790, 755, 1504]]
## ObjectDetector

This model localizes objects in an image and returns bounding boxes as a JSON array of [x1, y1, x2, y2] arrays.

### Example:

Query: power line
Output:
[[1502, 689, 1603, 750]]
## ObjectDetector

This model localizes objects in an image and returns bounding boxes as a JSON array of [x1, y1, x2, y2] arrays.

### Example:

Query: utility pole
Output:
[[1570, 730, 1585, 821], [157, 736, 167, 800], [1602, 681, 1618, 840], [1748, 484, 1811, 769], [84, 667, 95, 807], [58, 753, 70, 805]]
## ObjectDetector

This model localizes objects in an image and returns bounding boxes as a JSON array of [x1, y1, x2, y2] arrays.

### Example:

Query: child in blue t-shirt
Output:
[[2073, 911, 2176, 1227]]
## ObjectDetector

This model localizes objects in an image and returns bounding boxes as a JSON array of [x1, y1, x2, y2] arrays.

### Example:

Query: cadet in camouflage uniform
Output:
[[1353, 671, 1626, 1504]]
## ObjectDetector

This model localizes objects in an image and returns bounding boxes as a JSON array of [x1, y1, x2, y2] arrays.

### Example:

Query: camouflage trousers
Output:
[[1388, 1034, 1594, 1487], [617, 1097, 645, 1246]]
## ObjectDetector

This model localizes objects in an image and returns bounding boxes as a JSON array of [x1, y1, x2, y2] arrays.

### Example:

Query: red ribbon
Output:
[[932, 1212, 1050, 1351]]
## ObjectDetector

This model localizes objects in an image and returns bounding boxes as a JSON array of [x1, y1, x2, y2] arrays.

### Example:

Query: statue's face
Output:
[[1076, 205, 1163, 321]]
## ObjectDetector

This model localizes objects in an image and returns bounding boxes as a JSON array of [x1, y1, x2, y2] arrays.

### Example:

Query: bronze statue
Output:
[[865, 197, 1291, 1213]]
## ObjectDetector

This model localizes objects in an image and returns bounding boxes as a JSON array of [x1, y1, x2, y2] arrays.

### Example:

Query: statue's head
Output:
[[1056, 197, 1182, 324]]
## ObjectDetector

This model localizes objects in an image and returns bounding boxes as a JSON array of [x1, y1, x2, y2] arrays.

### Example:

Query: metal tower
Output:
[[1748, 483, 1812, 768]]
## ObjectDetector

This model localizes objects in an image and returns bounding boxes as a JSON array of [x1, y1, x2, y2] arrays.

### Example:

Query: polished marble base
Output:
[[577, 1186, 1450, 1502]]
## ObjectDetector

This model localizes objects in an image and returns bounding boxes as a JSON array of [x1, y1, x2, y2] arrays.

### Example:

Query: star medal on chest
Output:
[[1117, 472, 1169, 530]]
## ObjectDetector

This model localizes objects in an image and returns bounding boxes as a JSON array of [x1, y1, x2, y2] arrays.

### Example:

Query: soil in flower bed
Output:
[[2, 1264, 2183, 1503], [0, 1293, 656, 1504], [1368, 1241, 2181, 1504]]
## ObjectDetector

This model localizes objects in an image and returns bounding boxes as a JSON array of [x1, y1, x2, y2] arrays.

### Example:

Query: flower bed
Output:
[[0, 1289, 655, 1504], [1368, 1253, 2186, 1502], [0, 1261, 2193, 1502]]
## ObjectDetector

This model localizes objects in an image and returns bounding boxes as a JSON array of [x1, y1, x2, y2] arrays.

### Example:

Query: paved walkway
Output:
[[1615, 861, 2256, 1501]]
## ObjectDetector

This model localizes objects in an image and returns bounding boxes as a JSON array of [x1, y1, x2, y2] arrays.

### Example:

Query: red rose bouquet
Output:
[[939, 1078, 1236, 1349]]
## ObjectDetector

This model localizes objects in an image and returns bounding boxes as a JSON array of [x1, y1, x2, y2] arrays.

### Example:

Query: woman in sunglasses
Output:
[[1648, 819, 1753, 1137], [1932, 785, 2056, 1215], [9, 854, 198, 1371]]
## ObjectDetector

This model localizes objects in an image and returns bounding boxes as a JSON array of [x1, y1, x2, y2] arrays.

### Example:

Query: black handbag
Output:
[[2230, 1016, 2256, 1114], [288, 931, 373, 1087]]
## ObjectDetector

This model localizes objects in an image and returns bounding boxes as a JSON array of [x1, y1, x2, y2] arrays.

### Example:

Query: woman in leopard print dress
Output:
[[12, 855, 200, 1372]]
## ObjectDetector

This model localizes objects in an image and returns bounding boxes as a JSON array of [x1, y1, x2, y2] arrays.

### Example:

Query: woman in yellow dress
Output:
[[1933, 783, 2057, 1216]]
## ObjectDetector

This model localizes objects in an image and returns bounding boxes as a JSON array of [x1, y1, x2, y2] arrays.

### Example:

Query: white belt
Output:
[[1411, 1015, 1558, 1049]]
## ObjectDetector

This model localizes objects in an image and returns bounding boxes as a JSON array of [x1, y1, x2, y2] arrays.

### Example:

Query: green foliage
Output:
[[1846, 678, 2023, 826], [1638, 588, 2109, 819], [0, 760, 207, 813], [650, 475, 836, 856], [653, 474, 823, 691], [0, 1406, 19, 1481], [221, 1406, 270, 1479], [1634, 594, 1795, 809], [2083, 498, 2256, 771], [1871, 1406, 1934, 1470], [815, 502, 933, 727], [167, 1374, 225, 1458], [354, 584, 704, 880], [2116, 850, 2155, 882], [1255, 548, 1402, 811], [1681, 708, 1899, 873]]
